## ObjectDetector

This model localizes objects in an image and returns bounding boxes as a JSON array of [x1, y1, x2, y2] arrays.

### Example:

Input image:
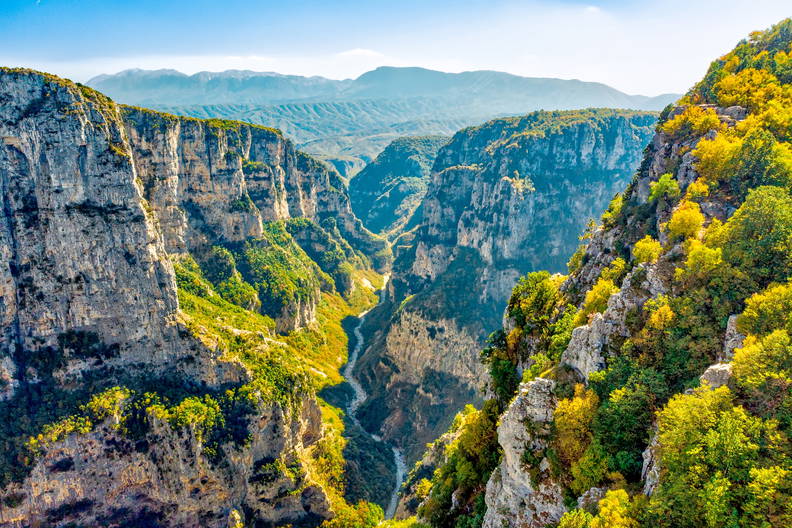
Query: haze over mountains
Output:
[[88, 67, 680, 176]]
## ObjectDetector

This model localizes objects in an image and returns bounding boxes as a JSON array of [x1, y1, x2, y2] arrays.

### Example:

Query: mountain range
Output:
[[88, 67, 680, 176]]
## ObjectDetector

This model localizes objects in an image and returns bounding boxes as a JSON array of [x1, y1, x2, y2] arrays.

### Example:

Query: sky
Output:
[[0, 0, 790, 96]]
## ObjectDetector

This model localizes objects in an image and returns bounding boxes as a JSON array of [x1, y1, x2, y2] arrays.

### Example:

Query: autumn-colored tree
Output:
[[666, 200, 705, 240], [648, 173, 681, 202], [554, 384, 599, 466], [633, 235, 663, 264]]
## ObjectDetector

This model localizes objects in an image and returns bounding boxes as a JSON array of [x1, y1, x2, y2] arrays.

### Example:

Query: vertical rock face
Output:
[[561, 263, 668, 382], [123, 107, 386, 265], [415, 110, 657, 286], [0, 69, 184, 383], [356, 110, 656, 461], [0, 69, 384, 528], [121, 106, 388, 331], [481, 379, 565, 528]]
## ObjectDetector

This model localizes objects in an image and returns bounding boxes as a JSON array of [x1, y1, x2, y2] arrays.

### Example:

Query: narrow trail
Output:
[[342, 275, 407, 520]]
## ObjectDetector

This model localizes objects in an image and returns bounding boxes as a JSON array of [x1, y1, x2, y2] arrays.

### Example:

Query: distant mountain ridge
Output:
[[88, 66, 680, 176], [88, 66, 677, 107]]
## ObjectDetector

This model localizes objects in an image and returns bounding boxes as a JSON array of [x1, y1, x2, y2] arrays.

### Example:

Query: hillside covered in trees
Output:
[[401, 17, 792, 528]]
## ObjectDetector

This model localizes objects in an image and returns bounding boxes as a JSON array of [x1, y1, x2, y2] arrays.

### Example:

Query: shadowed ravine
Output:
[[342, 275, 407, 519]]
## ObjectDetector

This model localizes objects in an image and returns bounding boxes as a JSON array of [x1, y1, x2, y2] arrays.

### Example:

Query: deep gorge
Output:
[[1, 16, 791, 528]]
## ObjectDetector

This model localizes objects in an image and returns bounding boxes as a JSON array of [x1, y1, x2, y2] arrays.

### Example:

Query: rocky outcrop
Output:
[[641, 429, 661, 496], [357, 110, 657, 463], [481, 379, 565, 528], [721, 314, 744, 361], [0, 397, 327, 528], [357, 308, 483, 461], [561, 263, 667, 381], [699, 363, 733, 389]]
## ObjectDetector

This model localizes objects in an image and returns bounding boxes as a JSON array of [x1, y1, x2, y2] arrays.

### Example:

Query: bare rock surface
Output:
[[482, 379, 565, 528]]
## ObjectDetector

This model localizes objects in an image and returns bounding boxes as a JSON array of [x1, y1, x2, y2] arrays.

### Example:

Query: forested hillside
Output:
[[404, 18, 792, 528], [349, 135, 448, 238]]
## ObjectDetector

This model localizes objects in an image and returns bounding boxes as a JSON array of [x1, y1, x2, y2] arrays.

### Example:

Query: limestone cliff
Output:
[[0, 68, 384, 527], [0, 397, 329, 528], [355, 110, 656, 462]]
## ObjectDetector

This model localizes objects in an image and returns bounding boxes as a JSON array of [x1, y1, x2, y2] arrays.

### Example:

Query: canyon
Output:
[[353, 110, 657, 463], [3, 16, 790, 527], [88, 67, 678, 178]]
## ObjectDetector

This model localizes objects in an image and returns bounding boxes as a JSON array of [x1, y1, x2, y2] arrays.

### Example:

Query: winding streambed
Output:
[[342, 275, 407, 519]]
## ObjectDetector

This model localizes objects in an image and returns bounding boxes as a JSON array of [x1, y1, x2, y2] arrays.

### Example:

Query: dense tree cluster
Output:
[[415, 18, 792, 528]]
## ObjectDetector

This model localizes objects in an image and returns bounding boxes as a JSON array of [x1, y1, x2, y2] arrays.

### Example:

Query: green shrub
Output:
[[649, 173, 681, 202]]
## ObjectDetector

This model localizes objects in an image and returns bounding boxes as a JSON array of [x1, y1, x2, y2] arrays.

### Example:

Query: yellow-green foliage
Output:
[[570, 439, 609, 495], [683, 20, 792, 197], [26, 387, 132, 455], [737, 281, 792, 336], [558, 490, 638, 528], [693, 132, 744, 184], [706, 186, 792, 284], [572, 257, 626, 328], [567, 244, 587, 274], [649, 385, 792, 527], [574, 277, 619, 326], [674, 239, 724, 282], [646, 299, 675, 331], [648, 173, 681, 202], [174, 254, 379, 390], [685, 179, 710, 198], [558, 508, 594, 528], [522, 353, 554, 383], [599, 258, 626, 283], [490, 271, 577, 400], [733, 330, 792, 391], [414, 478, 433, 499], [379, 517, 430, 528], [322, 501, 383, 528], [660, 106, 723, 138], [148, 395, 222, 444], [601, 193, 625, 225], [590, 490, 638, 528], [553, 384, 599, 466], [666, 200, 705, 240], [633, 235, 663, 264], [716, 67, 785, 111]]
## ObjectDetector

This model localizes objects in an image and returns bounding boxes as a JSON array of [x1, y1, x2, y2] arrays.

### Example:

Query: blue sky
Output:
[[1, 0, 790, 94]]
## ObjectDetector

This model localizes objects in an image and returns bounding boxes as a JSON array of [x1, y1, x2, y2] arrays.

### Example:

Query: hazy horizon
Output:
[[85, 65, 683, 97], [2, 0, 790, 97]]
